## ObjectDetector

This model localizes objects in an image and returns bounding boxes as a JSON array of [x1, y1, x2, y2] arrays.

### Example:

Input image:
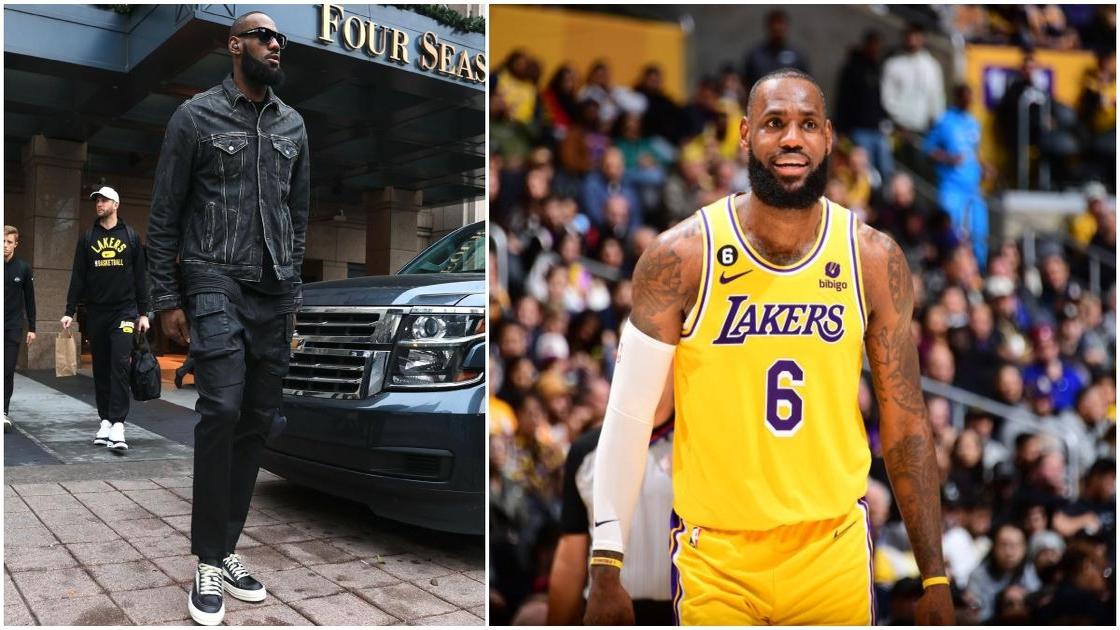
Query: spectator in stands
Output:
[[580, 146, 643, 231], [662, 149, 708, 227], [881, 22, 945, 135], [1028, 529, 1066, 585], [1023, 321, 1088, 414], [579, 61, 620, 131], [1078, 51, 1116, 189], [1038, 248, 1081, 315], [987, 276, 1034, 365], [1080, 4, 1116, 56], [1034, 542, 1114, 624], [948, 429, 988, 501], [540, 65, 579, 138], [1021, 5, 1082, 51], [995, 583, 1034, 623], [558, 99, 607, 177], [836, 30, 893, 181], [1053, 457, 1115, 540], [965, 522, 1042, 622], [634, 65, 683, 144], [491, 89, 536, 168], [925, 83, 990, 266], [742, 10, 811, 89], [495, 50, 540, 128], [943, 491, 984, 589], [997, 50, 1081, 190]]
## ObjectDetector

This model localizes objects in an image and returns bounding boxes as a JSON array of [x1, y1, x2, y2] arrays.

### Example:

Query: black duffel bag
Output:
[[130, 330, 162, 401]]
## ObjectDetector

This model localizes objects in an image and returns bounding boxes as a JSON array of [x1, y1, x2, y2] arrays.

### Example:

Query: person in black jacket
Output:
[[146, 11, 308, 625], [61, 186, 150, 451], [4, 225, 36, 431], [836, 30, 894, 182]]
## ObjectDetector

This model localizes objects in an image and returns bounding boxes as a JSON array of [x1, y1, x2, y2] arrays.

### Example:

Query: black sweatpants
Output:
[[4, 326, 21, 414], [85, 306, 137, 423], [187, 285, 293, 560]]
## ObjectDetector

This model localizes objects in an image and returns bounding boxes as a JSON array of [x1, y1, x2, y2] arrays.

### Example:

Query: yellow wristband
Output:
[[590, 556, 623, 570], [922, 576, 950, 589]]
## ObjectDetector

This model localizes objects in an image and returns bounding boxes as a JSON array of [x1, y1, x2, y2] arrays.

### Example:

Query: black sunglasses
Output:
[[235, 27, 287, 50]]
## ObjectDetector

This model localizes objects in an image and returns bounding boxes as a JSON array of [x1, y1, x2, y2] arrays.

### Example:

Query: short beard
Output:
[[240, 52, 285, 88], [748, 148, 830, 210]]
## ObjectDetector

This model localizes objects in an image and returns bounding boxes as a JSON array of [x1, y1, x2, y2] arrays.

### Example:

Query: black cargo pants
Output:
[[86, 306, 139, 423], [4, 326, 21, 414], [187, 285, 294, 561]]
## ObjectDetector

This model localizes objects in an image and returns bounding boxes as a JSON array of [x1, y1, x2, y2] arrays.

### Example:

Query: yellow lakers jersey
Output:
[[673, 194, 870, 531]]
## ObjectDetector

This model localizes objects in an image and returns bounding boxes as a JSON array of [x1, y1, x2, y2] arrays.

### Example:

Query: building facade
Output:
[[4, 4, 486, 367]]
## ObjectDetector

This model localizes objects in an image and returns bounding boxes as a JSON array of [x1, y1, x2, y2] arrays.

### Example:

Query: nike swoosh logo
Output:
[[594, 519, 618, 528], [834, 521, 857, 540], [718, 269, 752, 284]]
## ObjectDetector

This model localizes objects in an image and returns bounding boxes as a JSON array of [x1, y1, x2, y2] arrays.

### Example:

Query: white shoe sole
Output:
[[107, 441, 128, 451], [187, 593, 224, 626], [224, 579, 267, 602], [93, 438, 108, 445]]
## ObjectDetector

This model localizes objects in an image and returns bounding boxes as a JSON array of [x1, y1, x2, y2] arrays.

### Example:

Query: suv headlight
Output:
[[389, 311, 485, 388]]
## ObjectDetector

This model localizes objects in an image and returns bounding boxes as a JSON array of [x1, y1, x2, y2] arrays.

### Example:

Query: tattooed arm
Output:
[[627, 215, 704, 342], [584, 216, 702, 626], [859, 224, 954, 625]]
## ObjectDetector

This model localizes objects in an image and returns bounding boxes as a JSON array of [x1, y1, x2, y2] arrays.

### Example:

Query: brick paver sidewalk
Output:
[[4, 473, 485, 625]]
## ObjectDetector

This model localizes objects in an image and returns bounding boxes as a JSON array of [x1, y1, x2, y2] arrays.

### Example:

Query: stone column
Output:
[[20, 135, 87, 369], [364, 187, 423, 276]]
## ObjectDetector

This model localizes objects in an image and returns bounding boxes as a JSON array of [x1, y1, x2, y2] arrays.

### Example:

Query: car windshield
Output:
[[397, 223, 485, 274]]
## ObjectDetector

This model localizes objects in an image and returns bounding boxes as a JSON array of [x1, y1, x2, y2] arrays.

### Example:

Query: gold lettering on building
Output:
[[341, 15, 365, 49], [418, 31, 439, 71], [367, 23, 388, 56], [388, 28, 409, 64], [317, 3, 341, 43], [315, 4, 485, 84]]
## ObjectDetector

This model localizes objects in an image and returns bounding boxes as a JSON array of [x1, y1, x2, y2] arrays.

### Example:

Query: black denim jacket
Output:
[[147, 75, 309, 311]]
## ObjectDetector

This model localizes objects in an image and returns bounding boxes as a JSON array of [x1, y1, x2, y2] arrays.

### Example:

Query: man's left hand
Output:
[[137, 315, 150, 333], [25, 332, 35, 345], [915, 584, 954, 625]]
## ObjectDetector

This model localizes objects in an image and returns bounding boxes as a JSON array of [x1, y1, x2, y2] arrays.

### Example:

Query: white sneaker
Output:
[[106, 422, 127, 451], [93, 419, 111, 445]]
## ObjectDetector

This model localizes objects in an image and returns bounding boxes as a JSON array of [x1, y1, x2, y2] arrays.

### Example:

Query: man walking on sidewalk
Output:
[[4, 225, 37, 432], [61, 187, 150, 451], [146, 10, 308, 626]]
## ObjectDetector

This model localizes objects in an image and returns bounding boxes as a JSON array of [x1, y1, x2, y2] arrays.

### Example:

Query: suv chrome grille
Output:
[[283, 307, 405, 399]]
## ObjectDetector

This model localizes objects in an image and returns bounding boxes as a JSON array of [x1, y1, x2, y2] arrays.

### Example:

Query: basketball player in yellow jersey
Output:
[[584, 69, 955, 625]]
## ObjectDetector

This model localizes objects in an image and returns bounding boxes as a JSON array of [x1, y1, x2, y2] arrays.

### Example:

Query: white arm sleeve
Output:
[[591, 320, 676, 555]]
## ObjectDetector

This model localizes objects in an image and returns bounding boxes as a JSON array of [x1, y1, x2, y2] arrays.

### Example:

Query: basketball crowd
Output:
[[489, 6, 1115, 625]]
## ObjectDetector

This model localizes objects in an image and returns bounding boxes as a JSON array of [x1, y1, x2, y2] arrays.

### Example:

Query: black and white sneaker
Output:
[[106, 422, 127, 451], [3, 414, 11, 432], [93, 419, 111, 445], [188, 563, 225, 626], [222, 553, 266, 602]]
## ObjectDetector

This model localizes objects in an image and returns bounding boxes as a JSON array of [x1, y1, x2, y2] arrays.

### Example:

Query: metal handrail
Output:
[[1016, 85, 1052, 190], [864, 369, 1084, 498], [489, 223, 510, 296], [920, 375, 1083, 499], [1020, 226, 1115, 296]]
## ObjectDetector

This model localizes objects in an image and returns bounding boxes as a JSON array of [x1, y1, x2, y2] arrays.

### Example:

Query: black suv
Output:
[[262, 221, 486, 535]]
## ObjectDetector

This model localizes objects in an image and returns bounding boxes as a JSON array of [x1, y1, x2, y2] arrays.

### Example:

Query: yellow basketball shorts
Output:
[[669, 500, 876, 625]]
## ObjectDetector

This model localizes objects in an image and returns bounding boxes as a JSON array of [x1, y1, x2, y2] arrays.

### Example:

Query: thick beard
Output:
[[241, 52, 285, 88], [748, 148, 830, 210]]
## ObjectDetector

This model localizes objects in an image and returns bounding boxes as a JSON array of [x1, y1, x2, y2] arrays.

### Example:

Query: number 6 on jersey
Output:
[[766, 359, 804, 436]]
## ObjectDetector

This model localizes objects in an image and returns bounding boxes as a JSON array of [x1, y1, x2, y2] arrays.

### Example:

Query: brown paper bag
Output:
[[55, 329, 78, 377]]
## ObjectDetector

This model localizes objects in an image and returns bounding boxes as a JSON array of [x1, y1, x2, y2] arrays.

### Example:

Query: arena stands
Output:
[[488, 5, 1114, 625]]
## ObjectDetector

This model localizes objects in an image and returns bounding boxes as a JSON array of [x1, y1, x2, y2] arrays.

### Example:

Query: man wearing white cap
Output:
[[61, 186, 150, 450]]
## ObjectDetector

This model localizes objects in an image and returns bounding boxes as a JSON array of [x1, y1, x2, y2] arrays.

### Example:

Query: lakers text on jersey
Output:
[[673, 194, 870, 532]]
